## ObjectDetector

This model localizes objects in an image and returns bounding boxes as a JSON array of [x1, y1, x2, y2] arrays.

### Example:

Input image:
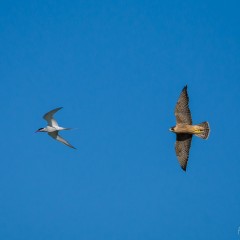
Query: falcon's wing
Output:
[[175, 133, 192, 171], [43, 107, 62, 127], [174, 86, 192, 124], [48, 131, 76, 149]]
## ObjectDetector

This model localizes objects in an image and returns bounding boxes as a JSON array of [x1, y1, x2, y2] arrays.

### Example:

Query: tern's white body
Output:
[[41, 126, 67, 132], [36, 107, 76, 149]]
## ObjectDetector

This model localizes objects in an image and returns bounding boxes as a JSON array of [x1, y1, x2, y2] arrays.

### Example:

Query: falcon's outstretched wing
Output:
[[174, 86, 192, 124], [175, 133, 192, 171]]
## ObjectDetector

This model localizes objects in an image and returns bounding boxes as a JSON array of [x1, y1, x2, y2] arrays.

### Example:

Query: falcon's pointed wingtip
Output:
[[181, 166, 187, 172], [183, 85, 188, 90]]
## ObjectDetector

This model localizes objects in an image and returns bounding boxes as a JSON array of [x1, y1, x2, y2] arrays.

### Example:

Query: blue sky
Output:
[[0, 0, 240, 239]]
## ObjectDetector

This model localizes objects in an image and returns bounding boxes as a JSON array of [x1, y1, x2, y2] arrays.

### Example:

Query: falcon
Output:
[[35, 107, 76, 149], [169, 86, 210, 171]]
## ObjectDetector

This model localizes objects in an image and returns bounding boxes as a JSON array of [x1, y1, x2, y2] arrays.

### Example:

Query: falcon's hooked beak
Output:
[[169, 127, 175, 132]]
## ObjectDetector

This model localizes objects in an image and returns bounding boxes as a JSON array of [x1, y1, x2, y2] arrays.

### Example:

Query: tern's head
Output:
[[35, 127, 45, 133], [169, 126, 175, 132]]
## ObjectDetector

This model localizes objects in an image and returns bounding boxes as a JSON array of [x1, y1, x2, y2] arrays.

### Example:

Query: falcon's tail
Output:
[[195, 121, 210, 139]]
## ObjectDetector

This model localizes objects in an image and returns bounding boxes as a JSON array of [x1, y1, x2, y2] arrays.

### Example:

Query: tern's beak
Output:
[[35, 128, 44, 133]]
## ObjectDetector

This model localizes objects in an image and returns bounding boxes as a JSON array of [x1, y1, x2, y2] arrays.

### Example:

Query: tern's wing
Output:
[[174, 86, 192, 124], [43, 107, 62, 127], [48, 131, 76, 149], [175, 133, 192, 171]]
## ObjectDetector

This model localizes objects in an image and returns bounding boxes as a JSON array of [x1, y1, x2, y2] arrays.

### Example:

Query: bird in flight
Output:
[[169, 86, 210, 171], [35, 107, 76, 149]]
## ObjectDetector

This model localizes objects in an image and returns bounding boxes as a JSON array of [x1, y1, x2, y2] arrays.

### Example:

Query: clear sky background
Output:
[[0, 0, 239, 239]]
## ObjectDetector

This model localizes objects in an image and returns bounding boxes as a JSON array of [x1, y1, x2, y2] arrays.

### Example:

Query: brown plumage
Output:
[[170, 86, 210, 171]]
